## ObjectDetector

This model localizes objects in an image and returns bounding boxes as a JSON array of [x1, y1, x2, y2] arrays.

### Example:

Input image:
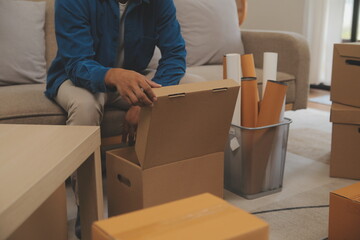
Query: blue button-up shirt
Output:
[[45, 0, 186, 98]]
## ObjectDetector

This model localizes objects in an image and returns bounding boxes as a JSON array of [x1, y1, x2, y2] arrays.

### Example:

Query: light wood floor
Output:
[[307, 89, 330, 112]]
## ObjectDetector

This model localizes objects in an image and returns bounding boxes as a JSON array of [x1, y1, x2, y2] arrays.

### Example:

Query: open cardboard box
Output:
[[329, 182, 360, 239], [107, 80, 240, 216], [330, 103, 360, 180], [93, 193, 269, 240], [331, 43, 360, 107]]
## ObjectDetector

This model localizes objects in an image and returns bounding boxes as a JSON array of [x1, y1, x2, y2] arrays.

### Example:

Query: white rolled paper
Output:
[[262, 52, 278, 98], [226, 53, 242, 127]]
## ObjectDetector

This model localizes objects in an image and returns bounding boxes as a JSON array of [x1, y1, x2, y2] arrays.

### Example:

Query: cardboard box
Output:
[[107, 148, 224, 215], [331, 43, 360, 107], [330, 103, 360, 179], [107, 80, 240, 216], [8, 184, 67, 240], [93, 193, 269, 240], [329, 182, 360, 240]]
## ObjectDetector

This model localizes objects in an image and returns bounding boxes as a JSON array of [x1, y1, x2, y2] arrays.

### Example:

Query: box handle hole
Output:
[[212, 87, 228, 93], [358, 128, 360, 133], [117, 174, 131, 187], [345, 60, 360, 66], [168, 93, 186, 98]]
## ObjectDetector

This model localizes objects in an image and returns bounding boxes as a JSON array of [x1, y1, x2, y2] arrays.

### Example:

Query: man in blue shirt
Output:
[[46, 0, 186, 237], [46, 0, 186, 140]]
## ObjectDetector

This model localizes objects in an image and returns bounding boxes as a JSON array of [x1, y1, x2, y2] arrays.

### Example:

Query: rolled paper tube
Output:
[[257, 80, 288, 127], [241, 77, 259, 127], [241, 54, 256, 78], [225, 53, 242, 126], [223, 55, 227, 79], [242, 127, 277, 195], [262, 52, 278, 99], [245, 80, 287, 194]]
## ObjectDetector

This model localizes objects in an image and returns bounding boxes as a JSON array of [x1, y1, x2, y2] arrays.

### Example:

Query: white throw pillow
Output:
[[0, 0, 46, 86], [175, 0, 244, 66]]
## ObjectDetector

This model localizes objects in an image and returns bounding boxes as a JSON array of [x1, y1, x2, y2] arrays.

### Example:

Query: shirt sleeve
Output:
[[54, 0, 110, 93], [152, 0, 187, 86]]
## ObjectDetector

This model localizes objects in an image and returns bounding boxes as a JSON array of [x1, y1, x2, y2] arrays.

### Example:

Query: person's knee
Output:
[[67, 98, 104, 126]]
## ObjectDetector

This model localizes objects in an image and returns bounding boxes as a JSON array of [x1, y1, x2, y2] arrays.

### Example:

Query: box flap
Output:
[[92, 193, 268, 240], [331, 182, 360, 203], [330, 103, 360, 124], [135, 79, 240, 169], [335, 43, 360, 59]]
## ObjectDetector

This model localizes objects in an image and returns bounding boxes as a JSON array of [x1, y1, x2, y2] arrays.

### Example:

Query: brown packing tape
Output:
[[257, 81, 288, 127], [223, 55, 227, 79], [241, 54, 257, 78], [241, 78, 259, 127]]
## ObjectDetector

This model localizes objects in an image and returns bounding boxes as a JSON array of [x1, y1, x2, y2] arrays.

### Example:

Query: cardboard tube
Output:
[[262, 52, 278, 98], [241, 54, 256, 78], [225, 54, 242, 126], [257, 81, 288, 127], [244, 80, 287, 194], [241, 77, 258, 127], [223, 56, 227, 79], [242, 127, 277, 195]]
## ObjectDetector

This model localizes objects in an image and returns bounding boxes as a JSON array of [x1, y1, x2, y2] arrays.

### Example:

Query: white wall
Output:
[[241, 0, 307, 36]]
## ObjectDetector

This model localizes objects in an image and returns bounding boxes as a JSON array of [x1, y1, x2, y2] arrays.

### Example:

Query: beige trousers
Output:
[[55, 80, 130, 126], [55, 80, 130, 205]]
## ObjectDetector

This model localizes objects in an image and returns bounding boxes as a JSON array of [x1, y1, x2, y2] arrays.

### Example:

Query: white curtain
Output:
[[304, 0, 346, 85]]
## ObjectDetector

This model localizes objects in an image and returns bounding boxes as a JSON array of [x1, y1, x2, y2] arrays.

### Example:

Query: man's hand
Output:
[[105, 68, 161, 107], [122, 106, 141, 146]]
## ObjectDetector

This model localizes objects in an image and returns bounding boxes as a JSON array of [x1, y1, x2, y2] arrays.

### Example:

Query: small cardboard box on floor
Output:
[[330, 103, 360, 179], [93, 193, 269, 240], [329, 182, 360, 240], [331, 43, 360, 107], [107, 80, 239, 216]]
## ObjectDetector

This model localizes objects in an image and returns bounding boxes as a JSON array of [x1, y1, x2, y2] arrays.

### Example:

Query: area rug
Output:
[[66, 108, 358, 240], [309, 95, 332, 105], [224, 108, 358, 240]]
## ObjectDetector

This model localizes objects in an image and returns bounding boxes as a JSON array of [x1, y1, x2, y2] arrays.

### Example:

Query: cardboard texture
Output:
[[93, 193, 269, 240], [107, 149, 224, 216], [241, 77, 259, 127], [330, 103, 360, 179], [135, 79, 240, 169], [331, 43, 360, 107], [329, 182, 360, 240], [8, 184, 67, 240], [107, 80, 240, 216], [241, 54, 256, 78]]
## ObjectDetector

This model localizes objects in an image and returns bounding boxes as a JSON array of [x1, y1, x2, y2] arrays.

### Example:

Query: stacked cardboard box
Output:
[[328, 182, 360, 239], [107, 80, 240, 216], [330, 43, 360, 180], [93, 193, 269, 240]]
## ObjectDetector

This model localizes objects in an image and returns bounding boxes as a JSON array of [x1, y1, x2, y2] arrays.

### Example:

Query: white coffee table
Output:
[[0, 124, 104, 240]]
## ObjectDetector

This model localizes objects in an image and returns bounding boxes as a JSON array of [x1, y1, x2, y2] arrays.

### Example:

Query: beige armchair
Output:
[[236, 0, 310, 110]]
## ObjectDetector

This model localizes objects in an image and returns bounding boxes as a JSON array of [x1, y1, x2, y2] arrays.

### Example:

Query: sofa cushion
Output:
[[173, 0, 244, 66], [186, 65, 296, 104], [149, 0, 245, 69], [0, 0, 47, 86], [0, 84, 126, 137]]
